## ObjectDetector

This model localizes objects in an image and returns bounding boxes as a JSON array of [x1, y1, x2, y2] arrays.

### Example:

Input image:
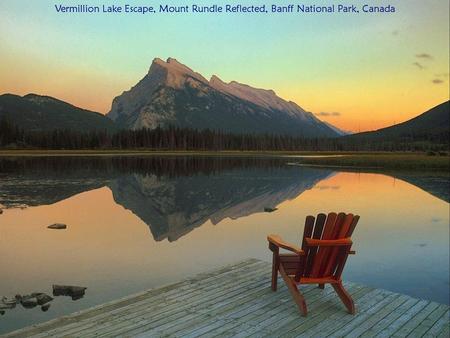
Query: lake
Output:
[[0, 156, 448, 334]]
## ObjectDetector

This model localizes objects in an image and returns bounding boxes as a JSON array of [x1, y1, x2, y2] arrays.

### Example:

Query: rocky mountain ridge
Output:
[[107, 58, 340, 137]]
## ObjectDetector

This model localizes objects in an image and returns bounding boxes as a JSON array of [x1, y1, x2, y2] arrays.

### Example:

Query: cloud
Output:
[[412, 62, 424, 69], [415, 53, 433, 60], [432, 79, 444, 84], [315, 112, 341, 117]]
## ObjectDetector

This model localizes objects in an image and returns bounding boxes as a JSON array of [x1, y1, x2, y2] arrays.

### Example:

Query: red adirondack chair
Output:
[[267, 212, 359, 316]]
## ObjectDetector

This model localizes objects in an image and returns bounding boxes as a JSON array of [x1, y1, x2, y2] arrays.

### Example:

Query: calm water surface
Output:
[[0, 156, 448, 334]]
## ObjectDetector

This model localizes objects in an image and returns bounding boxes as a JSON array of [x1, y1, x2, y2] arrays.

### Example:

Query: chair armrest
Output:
[[305, 237, 353, 247], [267, 234, 304, 255]]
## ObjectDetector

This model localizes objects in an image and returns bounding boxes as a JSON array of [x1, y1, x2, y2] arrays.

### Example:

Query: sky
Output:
[[0, 0, 449, 132]]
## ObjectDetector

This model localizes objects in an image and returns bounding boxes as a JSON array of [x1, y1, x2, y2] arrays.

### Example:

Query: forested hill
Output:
[[346, 101, 449, 143], [0, 93, 117, 132], [0, 97, 448, 152]]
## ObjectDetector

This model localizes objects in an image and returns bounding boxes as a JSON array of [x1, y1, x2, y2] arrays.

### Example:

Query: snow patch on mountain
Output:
[[107, 57, 342, 137]]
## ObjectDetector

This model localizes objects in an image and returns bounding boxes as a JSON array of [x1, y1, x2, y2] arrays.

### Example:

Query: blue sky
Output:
[[1, 0, 448, 131]]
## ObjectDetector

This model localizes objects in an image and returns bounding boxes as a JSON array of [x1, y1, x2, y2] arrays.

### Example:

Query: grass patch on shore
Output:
[[294, 153, 449, 170], [0, 149, 448, 170]]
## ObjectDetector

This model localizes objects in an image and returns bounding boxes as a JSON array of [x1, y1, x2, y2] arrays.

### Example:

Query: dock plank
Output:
[[42, 262, 270, 337], [374, 300, 430, 338], [274, 287, 378, 338], [406, 304, 449, 337], [423, 309, 450, 338], [391, 301, 441, 337], [360, 297, 420, 337], [261, 285, 371, 338], [3, 259, 449, 338]]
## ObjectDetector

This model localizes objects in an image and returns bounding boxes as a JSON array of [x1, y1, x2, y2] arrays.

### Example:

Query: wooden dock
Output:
[[4, 259, 449, 337]]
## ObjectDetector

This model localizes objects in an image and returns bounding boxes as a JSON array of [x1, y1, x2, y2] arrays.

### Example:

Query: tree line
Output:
[[0, 155, 289, 180], [0, 117, 448, 151]]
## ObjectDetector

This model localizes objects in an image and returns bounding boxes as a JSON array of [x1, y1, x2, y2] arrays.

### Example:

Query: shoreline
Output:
[[0, 149, 446, 155], [0, 150, 448, 171], [0, 149, 393, 158]]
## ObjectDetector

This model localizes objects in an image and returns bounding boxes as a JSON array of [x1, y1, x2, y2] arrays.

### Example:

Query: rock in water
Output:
[[53, 285, 87, 300], [35, 293, 53, 305], [1, 297, 16, 306], [20, 296, 38, 308], [47, 223, 67, 230], [41, 303, 51, 312], [1, 297, 16, 309], [5, 293, 52, 310], [264, 207, 278, 213]]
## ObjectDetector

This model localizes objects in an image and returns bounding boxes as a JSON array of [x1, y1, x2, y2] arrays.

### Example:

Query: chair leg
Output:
[[332, 282, 355, 314], [318, 284, 325, 289], [271, 252, 279, 291], [279, 264, 308, 316]]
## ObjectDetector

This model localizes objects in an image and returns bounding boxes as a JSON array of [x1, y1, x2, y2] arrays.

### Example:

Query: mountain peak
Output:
[[152, 57, 190, 71], [150, 57, 208, 86], [24, 93, 54, 100], [210, 74, 224, 84], [107, 57, 340, 137], [166, 57, 182, 65]]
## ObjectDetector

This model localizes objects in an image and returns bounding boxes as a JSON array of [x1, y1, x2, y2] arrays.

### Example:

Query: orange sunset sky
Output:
[[0, 0, 449, 132]]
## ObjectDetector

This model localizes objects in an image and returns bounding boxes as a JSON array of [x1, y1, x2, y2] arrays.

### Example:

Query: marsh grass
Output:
[[295, 153, 449, 170], [0, 150, 448, 170]]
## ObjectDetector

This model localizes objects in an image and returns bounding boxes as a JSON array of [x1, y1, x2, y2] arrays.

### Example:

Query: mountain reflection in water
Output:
[[109, 168, 332, 241], [0, 156, 448, 242], [0, 157, 334, 241]]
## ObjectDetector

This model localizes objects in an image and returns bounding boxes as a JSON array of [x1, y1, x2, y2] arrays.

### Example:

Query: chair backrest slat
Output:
[[310, 213, 339, 277], [301, 216, 315, 250], [346, 215, 359, 237], [303, 212, 359, 280], [331, 215, 360, 278], [295, 216, 316, 280], [322, 213, 354, 276], [315, 212, 346, 277], [304, 213, 327, 276]]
